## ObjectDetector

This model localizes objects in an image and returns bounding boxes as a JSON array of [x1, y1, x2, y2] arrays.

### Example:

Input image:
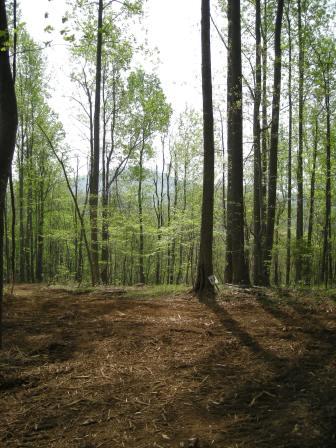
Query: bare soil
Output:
[[1, 284, 336, 448]]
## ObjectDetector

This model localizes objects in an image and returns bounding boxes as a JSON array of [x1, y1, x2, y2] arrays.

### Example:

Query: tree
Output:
[[194, 0, 215, 298], [313, 38, 335, 287], [69, 0, 143, 285], [253, 0, 263, 285], [225, 0, 249, 286], [295, 0, 305, 283], [285, 3, 293, 286], [126, 70, 171, 283], [263, 0, 284, 285], [0, 0, 18, 348], [89, 0, 103, 286]]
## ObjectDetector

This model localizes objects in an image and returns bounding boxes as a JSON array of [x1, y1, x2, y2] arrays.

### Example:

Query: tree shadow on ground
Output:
[[1, 287, 336, 448], [192, 297, 336, 447]]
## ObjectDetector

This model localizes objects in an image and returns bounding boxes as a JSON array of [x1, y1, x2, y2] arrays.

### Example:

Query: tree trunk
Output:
[[170, 151, 178, 284], [0, 0, 18, 348], [89, 0, 103, 285], [263, 0, 284, 285], [36, 196, 44, 282], [261, 0, 268, 243], [253, 0, 263, 285], [286, 5, 292, 286], [226, 0, 249, 286], [321, 90, 331, 287], [295, 0, 304, 283], [9, 0, 17, 290], [138, 139, 145, 284], [18, 120, 25, 282], [166, 160, 172, 284], [194, 0, 215, 299], [306, 114, 318, 284]]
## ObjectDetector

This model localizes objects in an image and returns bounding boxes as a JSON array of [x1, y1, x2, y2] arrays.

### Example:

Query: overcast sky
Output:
[[20, 3, 216, 118], [19, 0, 226, 166]]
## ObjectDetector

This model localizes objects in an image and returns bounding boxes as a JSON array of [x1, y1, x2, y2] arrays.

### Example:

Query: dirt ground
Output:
[[1, 284, 336, 448]]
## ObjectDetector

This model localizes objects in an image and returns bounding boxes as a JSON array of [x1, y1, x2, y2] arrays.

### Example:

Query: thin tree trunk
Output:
[[138, 138, 145, 284], [306, 114, 318, 284], [89, 0, 103, 285], [274, 207, 281, 286], [261, 0, 268, 242], [253, 0, 263, 285], [177, 159, 187, 284], [170, 151, 178, 284], [166, 160, 172, 284], [219, 109, 226, 232], [321, 91, 331, 287], [36, 194, 44, 282], [263, 0, 284, 285], [295, 0, 304, 283], [9, 0, 17, 291], [18, 118, 25, 282], [286, 6, 292, 286]]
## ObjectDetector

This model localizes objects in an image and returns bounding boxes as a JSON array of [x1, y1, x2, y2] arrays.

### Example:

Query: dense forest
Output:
[[0, 0, 335, 294], [1, 0, 336, 446]]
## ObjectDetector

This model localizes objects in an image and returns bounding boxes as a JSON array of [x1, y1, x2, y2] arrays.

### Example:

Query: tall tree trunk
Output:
[[166, 160, 172, 284], [18, 118, 25, 282], [170, 151, 178, 284], [219, 109, 226, 233], [306, 114, 318, 284], [26, 134, 34, 282], [9, 0, 17, 290], [263, 0, 284, 285], [321, 90, 331, 287], [36, 193, 44, 282], [226, 0, 249, 286], [4, 200, 10, 282], [261, 0, 268, 242], [194, 0, 215, 298], [89, 0, 103, 285], [177, 159, 187, 284], [101, 69, 115, 285], [138, 138, 145, 284], [0, 0, 18, 348], [154, 145, 165, 285], [295, 0, 304, 283], [274, 207, 282, 286], [286, 5, 292, 286], [253, 0, 263, 285]]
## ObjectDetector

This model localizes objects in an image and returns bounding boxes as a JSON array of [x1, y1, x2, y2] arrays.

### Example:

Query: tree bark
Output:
[[261, 0, 268, 244], [89, 0, 103, 285], [286, 5, 292, 286], [295, 0, 304, 283], [0, 0, 18, 348], [138, 137, 145, 284], [321, 89, 331, 287], [306, 113, 318, 284], [9, 0, 17, 290], [263, 0, 284, 285], [253, 0, 263, 285], [194, 0, 215, 299], [226, 0, 249, 286]]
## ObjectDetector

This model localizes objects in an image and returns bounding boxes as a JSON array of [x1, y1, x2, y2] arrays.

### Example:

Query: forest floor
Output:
[[1, 284, 336, 448]]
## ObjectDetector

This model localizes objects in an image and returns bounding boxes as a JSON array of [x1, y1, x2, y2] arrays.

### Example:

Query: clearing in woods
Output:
[[1, 284, 336, 448]]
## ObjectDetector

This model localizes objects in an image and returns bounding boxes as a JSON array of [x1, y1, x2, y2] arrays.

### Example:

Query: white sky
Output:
[[20, 0, 226, 147]]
